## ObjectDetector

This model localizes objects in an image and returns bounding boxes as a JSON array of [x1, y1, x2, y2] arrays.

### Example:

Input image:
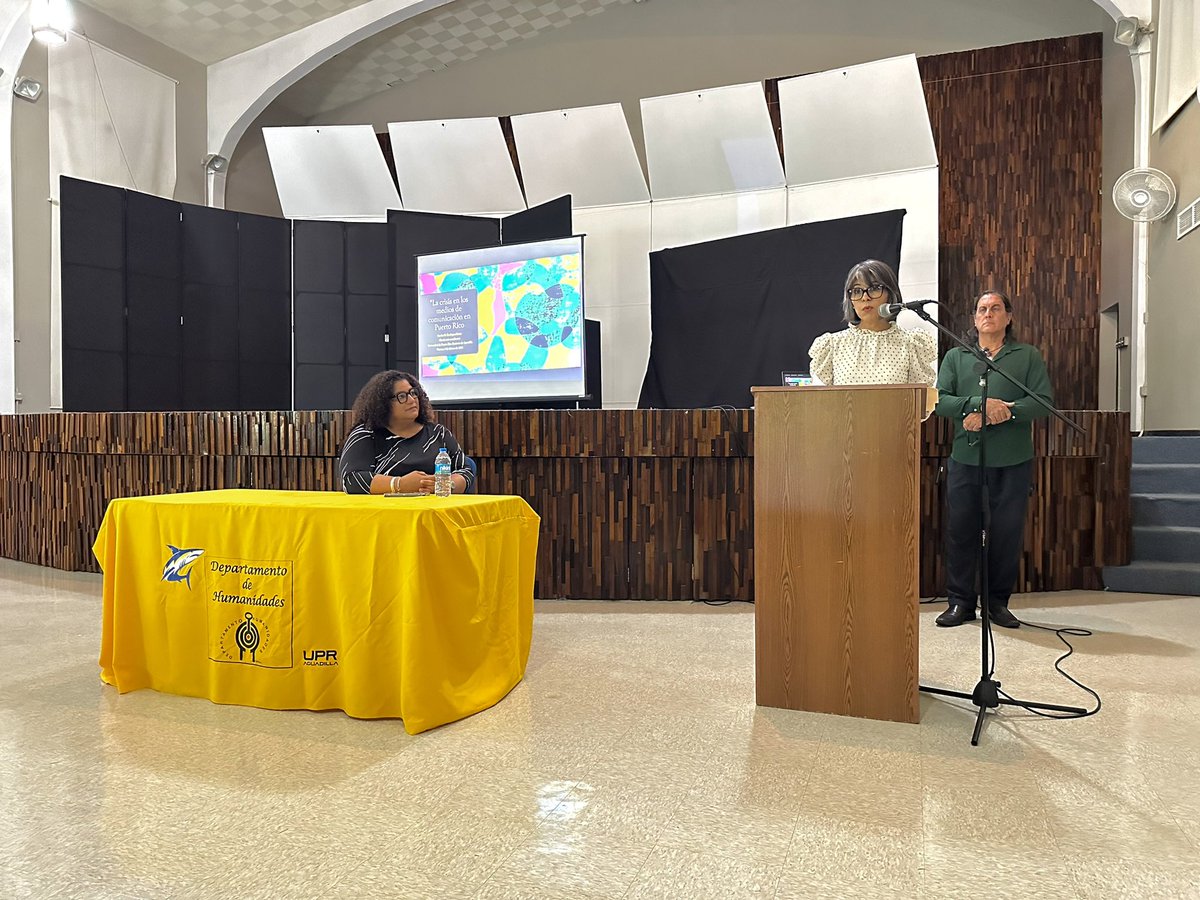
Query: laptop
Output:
[[781, 371, 815, 387]]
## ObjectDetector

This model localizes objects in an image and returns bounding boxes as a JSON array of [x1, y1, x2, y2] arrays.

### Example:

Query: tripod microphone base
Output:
[[919, 682, 1088, 745]]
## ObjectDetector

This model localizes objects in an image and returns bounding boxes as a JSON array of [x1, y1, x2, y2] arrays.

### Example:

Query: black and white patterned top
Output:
[[339, 422, 474, 494], [808, 324, 937, 386]]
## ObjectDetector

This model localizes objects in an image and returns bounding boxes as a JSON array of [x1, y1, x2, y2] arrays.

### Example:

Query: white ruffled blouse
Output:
[[808, 324, 937, 386]]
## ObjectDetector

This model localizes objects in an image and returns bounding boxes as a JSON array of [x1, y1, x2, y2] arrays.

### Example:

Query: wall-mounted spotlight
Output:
[[30, 0, 73, 47], [1113, 16, 1154, 47], [13, 76, 44, 103], [203, 154, 229, 174]]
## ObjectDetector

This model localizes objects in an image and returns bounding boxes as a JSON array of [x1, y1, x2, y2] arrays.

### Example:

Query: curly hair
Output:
[[841, 259, 903, 325], [350, 370, 435, 432]]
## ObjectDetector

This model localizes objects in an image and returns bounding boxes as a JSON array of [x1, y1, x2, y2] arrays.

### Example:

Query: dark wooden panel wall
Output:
[[0, 410, 1129, 600], [918, 34, 1103, 410]]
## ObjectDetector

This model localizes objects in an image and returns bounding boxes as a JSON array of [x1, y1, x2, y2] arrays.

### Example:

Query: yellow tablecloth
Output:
[[94, 490, 539, 734]]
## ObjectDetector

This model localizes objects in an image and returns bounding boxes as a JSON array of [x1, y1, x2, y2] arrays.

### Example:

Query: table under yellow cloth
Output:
[[94, 490, 539, 734]]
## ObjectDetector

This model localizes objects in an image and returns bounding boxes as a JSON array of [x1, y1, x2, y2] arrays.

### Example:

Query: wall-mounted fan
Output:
[[1113, 167, 1177, 222]]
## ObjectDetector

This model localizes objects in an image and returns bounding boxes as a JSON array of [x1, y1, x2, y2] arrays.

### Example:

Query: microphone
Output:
[[877, 299, 937, 320]]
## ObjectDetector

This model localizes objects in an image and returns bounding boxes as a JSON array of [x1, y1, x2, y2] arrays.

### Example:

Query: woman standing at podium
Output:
[[339, 370, 475, 495], [808, 259, 936, 386]]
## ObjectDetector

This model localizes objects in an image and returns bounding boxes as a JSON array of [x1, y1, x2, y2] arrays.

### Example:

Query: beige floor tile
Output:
[[1069, 855, 1200, 900], [484, 827, 653, 899], [656, 799, 798, 866], [625, 846, 782, 899], [778, 818, 922, 898], [921, 843, 1081, 899]]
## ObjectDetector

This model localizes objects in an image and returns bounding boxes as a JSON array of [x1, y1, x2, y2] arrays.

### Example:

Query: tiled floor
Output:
[[1, 558, 1198, 899]]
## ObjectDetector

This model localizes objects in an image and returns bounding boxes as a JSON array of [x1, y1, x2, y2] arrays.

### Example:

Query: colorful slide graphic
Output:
[[419, 253, 583, 378]]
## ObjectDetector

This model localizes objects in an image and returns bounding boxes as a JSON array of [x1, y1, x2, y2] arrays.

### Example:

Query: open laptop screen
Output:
[[781, 371, 814, 387]]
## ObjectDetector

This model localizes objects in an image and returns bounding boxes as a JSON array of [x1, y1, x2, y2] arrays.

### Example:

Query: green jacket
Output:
[[934, 341, 1053, 467]]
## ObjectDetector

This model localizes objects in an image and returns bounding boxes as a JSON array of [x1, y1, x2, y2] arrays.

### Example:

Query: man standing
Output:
[[933, 291, 1053, 628]]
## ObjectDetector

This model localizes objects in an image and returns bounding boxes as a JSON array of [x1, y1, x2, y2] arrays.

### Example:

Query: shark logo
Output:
[[162, 545, 204, 589]]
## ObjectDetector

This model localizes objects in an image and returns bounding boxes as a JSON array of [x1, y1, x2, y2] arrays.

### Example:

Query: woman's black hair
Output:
[[350, 370, 435, 431]]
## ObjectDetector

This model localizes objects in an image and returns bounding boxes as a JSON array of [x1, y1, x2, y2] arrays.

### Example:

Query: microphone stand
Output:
[[908, 305, 1088, 745]]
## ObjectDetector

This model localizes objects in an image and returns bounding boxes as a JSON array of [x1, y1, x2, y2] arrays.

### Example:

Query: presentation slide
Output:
[[416, 236, 586, 403]]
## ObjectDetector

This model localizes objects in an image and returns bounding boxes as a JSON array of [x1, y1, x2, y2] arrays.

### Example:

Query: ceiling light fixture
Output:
[[30, 0, 73, 47]]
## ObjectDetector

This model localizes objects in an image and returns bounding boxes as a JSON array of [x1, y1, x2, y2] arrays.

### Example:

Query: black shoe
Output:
[[988, 605, 1020, 628], [935, 603, 976, 627]]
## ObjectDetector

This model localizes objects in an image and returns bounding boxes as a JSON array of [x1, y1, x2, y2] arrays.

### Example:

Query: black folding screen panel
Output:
[[291, 220, 393, 410], [183, 204, 240, 410], [59, 179, 292, 412], [387, 210, 500, 375], [237, 213, 292, 410], [345, 223, 391, 407], [639, 209, 906, 409], [500, 195, 572, 245], [60, 177, 126, 411], [125, 192, 183, 410], [293, 221, 347, 410]]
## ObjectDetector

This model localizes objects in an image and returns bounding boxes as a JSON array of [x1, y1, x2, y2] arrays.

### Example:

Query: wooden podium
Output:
[[752, 385, 924, 724]]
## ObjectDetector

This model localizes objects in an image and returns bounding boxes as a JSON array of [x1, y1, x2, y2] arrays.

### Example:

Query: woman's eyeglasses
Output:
[[393, 390, 420, 403], [847, 284, 887, 302]]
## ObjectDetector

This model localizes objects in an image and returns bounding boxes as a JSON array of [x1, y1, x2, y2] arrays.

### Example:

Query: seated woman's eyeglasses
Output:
[[393, 390, 420, 403], [847, 284, 887, 301]]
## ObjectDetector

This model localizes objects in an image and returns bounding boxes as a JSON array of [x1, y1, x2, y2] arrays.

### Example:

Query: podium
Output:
[[751, 385, 924, 724]]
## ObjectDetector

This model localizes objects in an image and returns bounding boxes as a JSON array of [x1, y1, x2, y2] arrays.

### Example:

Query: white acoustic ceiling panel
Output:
[[650, 189, 788, 252], [641, 82, 785, 201], [510, 104, 649, 208], [263, 125, 401, 221], [779, 55, 937, 184], [388, 117, 526, 216]]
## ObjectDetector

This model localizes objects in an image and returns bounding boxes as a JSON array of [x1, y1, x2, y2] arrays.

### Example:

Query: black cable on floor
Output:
[[998, 615, 1102, 719], [922, 597, 1102, 718]]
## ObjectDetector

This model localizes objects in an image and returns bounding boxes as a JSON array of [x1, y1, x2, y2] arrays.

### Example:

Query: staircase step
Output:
[[1131, 494, 1200, 528], [1103, 561, 1200, 597], [1133, 526, 1200, 563], [1131, 464, 1200, 495], [1133, 435, 1200, 465]]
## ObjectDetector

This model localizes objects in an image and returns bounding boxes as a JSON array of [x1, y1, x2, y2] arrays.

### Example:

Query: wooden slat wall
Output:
[[0, 410, 1128, 599], [918, 34, 1103, 410]]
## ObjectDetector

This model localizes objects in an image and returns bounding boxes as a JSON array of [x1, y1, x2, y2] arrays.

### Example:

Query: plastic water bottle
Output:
[[433, 447, 453, 498]]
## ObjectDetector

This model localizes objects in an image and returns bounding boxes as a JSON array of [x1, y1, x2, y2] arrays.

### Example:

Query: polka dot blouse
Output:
[[808, 324, 937, 386]]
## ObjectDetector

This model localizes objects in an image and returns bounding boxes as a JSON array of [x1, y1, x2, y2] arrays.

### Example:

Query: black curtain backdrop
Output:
[[639, 210, 905, 409]]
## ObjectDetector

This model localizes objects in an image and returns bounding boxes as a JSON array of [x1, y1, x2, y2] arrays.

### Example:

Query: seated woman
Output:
[[808, 259, 937, 386], [339, 370, 474, 495]]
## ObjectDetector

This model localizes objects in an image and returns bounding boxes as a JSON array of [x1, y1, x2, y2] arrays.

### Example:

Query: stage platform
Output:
[[0, 409, 1130, 600]]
